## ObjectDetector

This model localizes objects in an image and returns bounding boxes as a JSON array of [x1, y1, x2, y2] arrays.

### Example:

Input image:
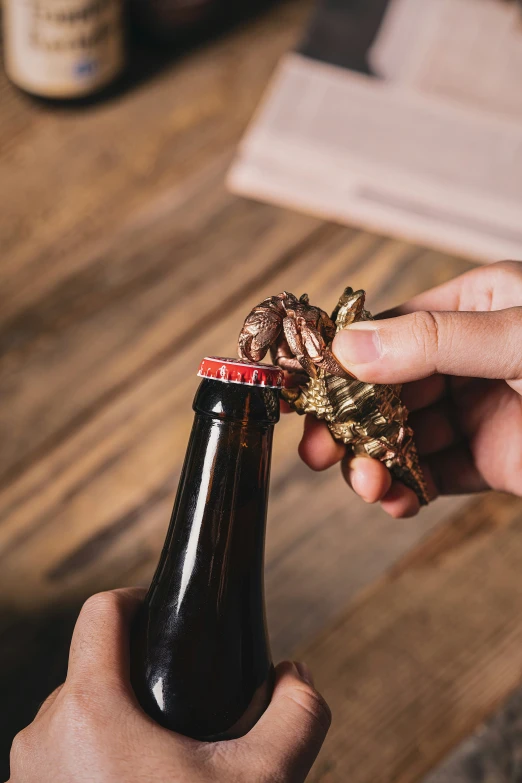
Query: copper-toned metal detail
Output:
[[238, 288, 429, 505]]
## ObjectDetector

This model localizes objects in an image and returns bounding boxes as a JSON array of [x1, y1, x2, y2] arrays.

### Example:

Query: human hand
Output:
[[299, 260, 522, 518], [9, 589, 330, 783]]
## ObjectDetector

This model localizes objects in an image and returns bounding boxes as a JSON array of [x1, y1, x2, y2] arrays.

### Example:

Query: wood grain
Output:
[[0, 1, 308, 319], [301, 492, 522, 783], [0, 228, 472, 615], [0, 1, 510, 780], [0, 0, 315, 485], [0, 228, 472, 772]]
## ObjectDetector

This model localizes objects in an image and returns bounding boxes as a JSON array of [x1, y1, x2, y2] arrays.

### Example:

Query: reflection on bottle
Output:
[[152, 677, 165, 711]]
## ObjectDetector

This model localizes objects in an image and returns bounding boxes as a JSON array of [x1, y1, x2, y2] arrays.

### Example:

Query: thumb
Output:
[[332, 307, 522, 384], [240, 661, 331, 782]]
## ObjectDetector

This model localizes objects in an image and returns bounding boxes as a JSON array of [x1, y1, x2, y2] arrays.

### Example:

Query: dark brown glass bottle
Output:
[[131, 356, 282, 741]]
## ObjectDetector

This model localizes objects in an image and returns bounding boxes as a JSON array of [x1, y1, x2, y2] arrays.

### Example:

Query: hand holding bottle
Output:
[[299, 260, 522, 518], [9, 589, 331, 783]]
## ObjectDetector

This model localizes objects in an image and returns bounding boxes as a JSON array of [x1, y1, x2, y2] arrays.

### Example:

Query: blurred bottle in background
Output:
[[3, 0, 125, 100]]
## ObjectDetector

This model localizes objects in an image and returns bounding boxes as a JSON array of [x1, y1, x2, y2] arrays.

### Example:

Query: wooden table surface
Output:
[[2, 3, 522, 781]]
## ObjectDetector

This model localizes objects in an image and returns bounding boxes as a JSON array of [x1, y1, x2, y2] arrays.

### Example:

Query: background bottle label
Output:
[[4, 0, 124, 98]]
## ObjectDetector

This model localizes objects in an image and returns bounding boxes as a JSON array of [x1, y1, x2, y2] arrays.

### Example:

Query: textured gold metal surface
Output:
[[238, 287, 429, 505]]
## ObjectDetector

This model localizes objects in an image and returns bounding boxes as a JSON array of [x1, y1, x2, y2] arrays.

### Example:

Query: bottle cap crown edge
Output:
[[197, 356, 283, 389]]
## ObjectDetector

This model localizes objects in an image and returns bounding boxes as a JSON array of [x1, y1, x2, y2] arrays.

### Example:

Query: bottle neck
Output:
[[193, 377, 280, 425], [149, 379, 279, 610]]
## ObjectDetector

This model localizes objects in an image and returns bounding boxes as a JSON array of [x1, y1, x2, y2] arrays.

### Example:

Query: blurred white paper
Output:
[[228, 0, 522, 262], [371, 0, 522, 120]]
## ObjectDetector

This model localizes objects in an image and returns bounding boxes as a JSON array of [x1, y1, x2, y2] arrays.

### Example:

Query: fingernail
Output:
[[333, 324, 381, 366], [293, 661, 315, 687]]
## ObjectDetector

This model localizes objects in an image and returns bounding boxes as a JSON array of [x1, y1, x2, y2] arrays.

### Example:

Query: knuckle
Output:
[[495, 305, 522, 337], [288, 685, 332, 733], [492, 259, 522, 278], [490, 261, 522, 303], [460, 261, 522, 312], [410, 311, 441, 365], [10, 726, 35, 764], [51, 687, 106, 743], [63, 676, 130, 723], [60, 684, 98, 721], [204, 740, 243, 775], [499, 307, 522, 377]]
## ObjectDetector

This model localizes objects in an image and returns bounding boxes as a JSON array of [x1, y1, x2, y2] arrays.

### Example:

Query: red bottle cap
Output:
[[198, 357, 283, 389]]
